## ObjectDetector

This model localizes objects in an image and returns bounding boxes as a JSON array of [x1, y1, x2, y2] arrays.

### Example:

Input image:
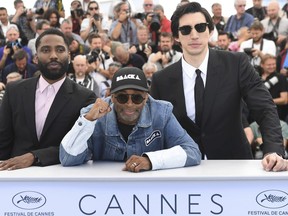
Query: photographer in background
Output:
[[1, 49, 38, 84], [261, 54, 288, 121], [249, 54, 288, 157], [33, 0, 65, 18], [10, 0, 38, 41], [246, 0, 267, 21], [69, 55, 100, 98], [0, 7, 10, 48], [142, 61, 157, 91], [142, 0, 154, 13], [0, 24, 32, 71], [153, 4, 171, 33], [66, 34, 90, 76], [148, 32, 182, 70], [80, 1, 108, 43], [68, 0, 85, 35], [111, 41, 145, 69], [129, 25, 153, 62], [240, 20, 276, 72], [261, 1, 288, 48], [61, 19, 84, 45], [214, 31, 232, 51], [87, 33, 113, 81], [109, 1, 139, 47]]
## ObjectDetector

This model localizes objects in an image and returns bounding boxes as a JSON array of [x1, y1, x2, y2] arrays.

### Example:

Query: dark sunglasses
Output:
[[89, 7, 98, 10], [178, 23, 209, 35], [114, 94, 145, 104], [144, 4, 153, 6]]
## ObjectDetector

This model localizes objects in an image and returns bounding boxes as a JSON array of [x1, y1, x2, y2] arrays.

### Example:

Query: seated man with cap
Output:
[[60, 67, 201, 172]]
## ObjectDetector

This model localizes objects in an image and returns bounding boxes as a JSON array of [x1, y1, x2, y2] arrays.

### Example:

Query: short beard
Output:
[[38, 59, 69, 80]]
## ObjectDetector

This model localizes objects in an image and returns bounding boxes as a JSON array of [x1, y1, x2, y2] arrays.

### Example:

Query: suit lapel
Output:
[[167, 60, 188, 118], [202, 49, 221, 127], [23, 77, 39, 144], [40, 78, 72, 138]]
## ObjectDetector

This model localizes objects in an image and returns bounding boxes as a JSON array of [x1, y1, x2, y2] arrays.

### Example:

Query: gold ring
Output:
[[131, 162, 137, 167]]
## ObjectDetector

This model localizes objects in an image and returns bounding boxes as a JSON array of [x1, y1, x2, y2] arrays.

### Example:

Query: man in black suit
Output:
[[150, 2, 287, 171], [0, 28, 96, 170]]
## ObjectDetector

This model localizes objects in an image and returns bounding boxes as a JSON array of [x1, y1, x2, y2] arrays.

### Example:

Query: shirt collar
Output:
[[37, 75, 66, 93], [182, 49, 209, 77]]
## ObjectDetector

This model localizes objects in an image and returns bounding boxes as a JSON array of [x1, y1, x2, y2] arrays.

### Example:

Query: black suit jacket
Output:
[[150, 49, 284, 159], [0, 76, 96, 165]]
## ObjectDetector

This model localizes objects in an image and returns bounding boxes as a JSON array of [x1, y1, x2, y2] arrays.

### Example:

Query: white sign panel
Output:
[[1, 180, 288, 216]]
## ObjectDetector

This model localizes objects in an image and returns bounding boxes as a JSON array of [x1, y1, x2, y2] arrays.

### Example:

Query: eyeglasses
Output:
[[144, 4, 153, 7], [237, 4, 246, 7], [114, 94, 145, 104], [89, 7, 98, 10], [178, 23, 209, 35]]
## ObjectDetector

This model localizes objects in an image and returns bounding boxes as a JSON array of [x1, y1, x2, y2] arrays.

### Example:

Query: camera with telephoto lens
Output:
[[86, 49, 100, 64], [243, 48, 254, 58], [23, 7, 44, 15], [93, 13, 101, 21], [71, 7, 84, 18], [131, 12, 146, 20], [264, 76, 279, 89], [148, 13, 161, 32]]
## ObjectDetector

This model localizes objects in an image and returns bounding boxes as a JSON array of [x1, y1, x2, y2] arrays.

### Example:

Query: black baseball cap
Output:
[[110, 67, 149, 94]]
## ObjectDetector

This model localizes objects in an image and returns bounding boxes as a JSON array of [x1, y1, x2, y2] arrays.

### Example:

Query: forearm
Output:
[[11, 15, 20, 23], [60, 115, 95, 158], [273, 97, 287, 105], [110, 22, 122, 40], [80, 28, 91, 41], [0, 55, 7, 70], [145, 146, 188, 170]]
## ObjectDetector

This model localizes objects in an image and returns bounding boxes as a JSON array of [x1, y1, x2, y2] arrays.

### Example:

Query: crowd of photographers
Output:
[[1, 0, 288, 158]]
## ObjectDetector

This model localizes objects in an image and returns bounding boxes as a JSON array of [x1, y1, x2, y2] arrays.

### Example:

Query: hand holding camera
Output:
[[118, 10, 129, 22], [243, 47, 257, 58]]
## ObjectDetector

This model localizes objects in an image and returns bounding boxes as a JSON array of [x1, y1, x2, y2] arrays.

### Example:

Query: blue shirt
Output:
[[224, 13, 254, 39], [108, 19, 138, 46], [60, 96, 201, 170]]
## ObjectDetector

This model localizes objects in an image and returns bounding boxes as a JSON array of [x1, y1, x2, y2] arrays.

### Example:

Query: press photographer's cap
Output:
[[110, 67, 148, 94]]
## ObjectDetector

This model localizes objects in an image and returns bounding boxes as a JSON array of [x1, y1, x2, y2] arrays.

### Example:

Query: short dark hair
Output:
[[160, 32, 173, 40], [88, 32, 101, 45], [36, 20, 50, 31], [35, 28, 69, 51], [14, 0, 23, 7], [13, 49, 28, 61], [218, 31, 231, 39], [0, 7, 7, 12], [171, 2, 214, 38]]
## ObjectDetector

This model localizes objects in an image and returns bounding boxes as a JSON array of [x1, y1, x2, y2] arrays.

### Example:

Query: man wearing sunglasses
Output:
[[60, 67, 201, 172], [150, 2, 287, 171]]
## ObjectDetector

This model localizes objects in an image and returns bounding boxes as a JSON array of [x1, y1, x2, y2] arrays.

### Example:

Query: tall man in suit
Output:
[[0, 28, 96, 171], [150, 2, 287, 171]]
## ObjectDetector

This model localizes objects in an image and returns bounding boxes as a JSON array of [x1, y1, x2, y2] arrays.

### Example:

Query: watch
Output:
[[32, 153, 41, 166]]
